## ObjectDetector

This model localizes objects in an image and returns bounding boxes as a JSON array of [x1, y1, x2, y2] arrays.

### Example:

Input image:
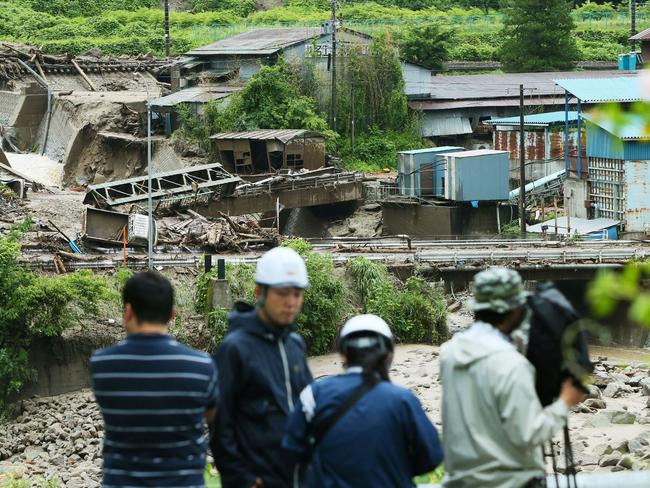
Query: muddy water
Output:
[[589, 345, 650, 365]]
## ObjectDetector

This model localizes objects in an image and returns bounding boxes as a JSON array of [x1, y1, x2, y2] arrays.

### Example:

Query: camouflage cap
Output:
[[468, 267, 528, 314]]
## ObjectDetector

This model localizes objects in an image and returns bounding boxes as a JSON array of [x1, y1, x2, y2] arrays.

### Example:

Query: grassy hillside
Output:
[[0, 0, 646, 60]]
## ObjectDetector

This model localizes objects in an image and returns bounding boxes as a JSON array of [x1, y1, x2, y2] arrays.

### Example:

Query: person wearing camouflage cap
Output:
[[440, 267, 584, 488]]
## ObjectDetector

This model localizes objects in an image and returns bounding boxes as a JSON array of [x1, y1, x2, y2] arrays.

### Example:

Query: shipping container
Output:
[[397, 146, 464, 197], [443, 149, 510, 201]]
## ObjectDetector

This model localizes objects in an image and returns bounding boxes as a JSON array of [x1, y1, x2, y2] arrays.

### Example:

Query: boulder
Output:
[[584, 399, 607, 410], [611, 411, 637, 425], [599, 451, 622, 467], [603, 382, 625, 398]]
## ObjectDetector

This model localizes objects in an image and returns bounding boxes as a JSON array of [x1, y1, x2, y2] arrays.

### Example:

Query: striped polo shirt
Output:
[[90, 333, 218, 488]]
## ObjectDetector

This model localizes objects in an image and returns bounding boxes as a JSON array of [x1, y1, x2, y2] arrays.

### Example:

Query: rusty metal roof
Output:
[[187, 28, 322, 56], [631, 28, 650, 41], [409, 97, 567, 111], [424, 70, 638, 101], [210, 129, 326, 144]]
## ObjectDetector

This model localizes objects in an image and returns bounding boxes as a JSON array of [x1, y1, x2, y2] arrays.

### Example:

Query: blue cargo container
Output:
[[397, 146, 464, 197], [442, 149, 510, 201]]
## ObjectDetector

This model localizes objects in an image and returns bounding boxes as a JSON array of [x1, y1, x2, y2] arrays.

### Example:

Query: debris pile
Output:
[[0, 390, 103, 487], [159, 211, 279, 252], [0, 42, 172, 92]]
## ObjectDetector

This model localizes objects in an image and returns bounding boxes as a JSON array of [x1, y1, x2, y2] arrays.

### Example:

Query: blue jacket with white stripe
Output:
[[210, 303, 313, 488], [283, 371, 443, 488]]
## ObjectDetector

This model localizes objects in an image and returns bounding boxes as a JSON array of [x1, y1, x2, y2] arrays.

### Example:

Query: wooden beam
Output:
[[71, 58, 97, 91], [34, 59, 47, 82]]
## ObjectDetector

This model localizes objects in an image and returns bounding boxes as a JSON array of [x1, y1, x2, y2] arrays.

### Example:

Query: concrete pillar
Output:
[[208, 278, 232, 311]]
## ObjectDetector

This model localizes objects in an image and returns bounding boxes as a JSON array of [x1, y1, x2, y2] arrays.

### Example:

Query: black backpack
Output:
[[526, 282, 594, 407]]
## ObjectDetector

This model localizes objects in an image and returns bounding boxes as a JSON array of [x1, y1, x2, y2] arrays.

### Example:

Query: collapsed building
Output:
[[0, 43, 187, 186]]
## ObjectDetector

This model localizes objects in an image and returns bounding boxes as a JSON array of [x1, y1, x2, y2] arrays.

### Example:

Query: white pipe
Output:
[[419, 471, 650, 488], [510, 169, 566, 200]]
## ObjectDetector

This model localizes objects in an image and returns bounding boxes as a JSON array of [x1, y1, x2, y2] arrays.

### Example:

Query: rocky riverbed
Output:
[[1, 345, 650, 486]]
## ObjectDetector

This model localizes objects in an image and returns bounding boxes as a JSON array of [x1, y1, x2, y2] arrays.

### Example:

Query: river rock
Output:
[[599, 450, 622, 467], [603, 382, 625, 398], [628, 433, 650, 454], [585, 384, 602, 400], [584, 398, 607, 410], [640, 378, 650, 396], [611, 411, 637, 424]]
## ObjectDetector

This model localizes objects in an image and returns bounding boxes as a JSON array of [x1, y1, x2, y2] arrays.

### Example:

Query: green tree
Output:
[[0, 220, 113, 410], [398, 22, 455, 71], [206, 61, 330, 134], [336, 33, 410, 136], [499, 0, 579, 72]]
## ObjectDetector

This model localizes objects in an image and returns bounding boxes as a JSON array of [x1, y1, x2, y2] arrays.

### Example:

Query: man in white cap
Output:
[[440, 267, 584, 488], [210, 247, 312, 488], [283, 314, 443, 487]]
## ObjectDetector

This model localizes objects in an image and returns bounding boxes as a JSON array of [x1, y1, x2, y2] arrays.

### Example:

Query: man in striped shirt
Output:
[[91, 272, 218, 488]]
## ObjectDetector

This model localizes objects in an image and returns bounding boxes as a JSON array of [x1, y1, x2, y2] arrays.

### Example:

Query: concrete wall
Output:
[[624, 160, 650, 233], [1, 85, 48, 151], [564, 177, 589, 219], [381, 201, 515, 237]]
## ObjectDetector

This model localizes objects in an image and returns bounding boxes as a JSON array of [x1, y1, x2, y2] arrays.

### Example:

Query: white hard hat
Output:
[[339, 314, 394, 351], [255, 247, 309, 289]]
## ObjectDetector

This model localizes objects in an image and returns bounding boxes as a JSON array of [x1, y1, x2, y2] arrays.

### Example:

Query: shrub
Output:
[[0, 220, 113, 410], [348, 257, 448, 344], [337, 127, 428, 172], [282, 239, 348, 355]]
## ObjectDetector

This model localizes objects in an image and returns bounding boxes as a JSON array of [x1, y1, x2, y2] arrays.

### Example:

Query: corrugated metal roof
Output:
[[210, 129, 326, 144], [554, 77, 645, 103], [400, 146, 464, 155], [426, 70, 636, 101], [528, 217, 619, 235], [630, 28, 650, 41], [187, 28, 322, 56], [486, 111, 579, 127], [444, 149, 509, 158], [583, 113, 650, 141], [422, 117, 472, 137], [151, 86, 242, 108], [409, 97, 567, 111]]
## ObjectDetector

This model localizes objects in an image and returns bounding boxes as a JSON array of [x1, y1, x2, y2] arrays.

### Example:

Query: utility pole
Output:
[[330, 0, 337, 132], [351, 80, 355, 155], [631, 1, 637, 52], [164, 0, 171, 57], [519, 84, 526, 237]]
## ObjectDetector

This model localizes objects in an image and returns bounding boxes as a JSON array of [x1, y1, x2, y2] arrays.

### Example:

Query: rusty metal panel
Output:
[[588, 157, 625, 221], [623, 160, 650, 233]]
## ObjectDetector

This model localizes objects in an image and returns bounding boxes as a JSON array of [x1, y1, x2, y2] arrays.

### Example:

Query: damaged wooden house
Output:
[[210, 129, 327, 174]]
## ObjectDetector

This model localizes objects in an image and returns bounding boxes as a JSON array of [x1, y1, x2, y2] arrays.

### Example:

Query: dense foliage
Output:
[[500, 0, 579, 72], [0, 0, 645, 60], [396, 21, 455, 71], [195, 243, 449, 354], [347, 257, 448, 344], [282, 239, 349, 355], [0, 220, 113, 410], [588, 261, 650, 328]]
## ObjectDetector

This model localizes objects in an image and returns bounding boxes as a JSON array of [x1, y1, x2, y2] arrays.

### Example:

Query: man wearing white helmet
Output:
[[210, 247, 313, 488], [283, 314, 443, 487]]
